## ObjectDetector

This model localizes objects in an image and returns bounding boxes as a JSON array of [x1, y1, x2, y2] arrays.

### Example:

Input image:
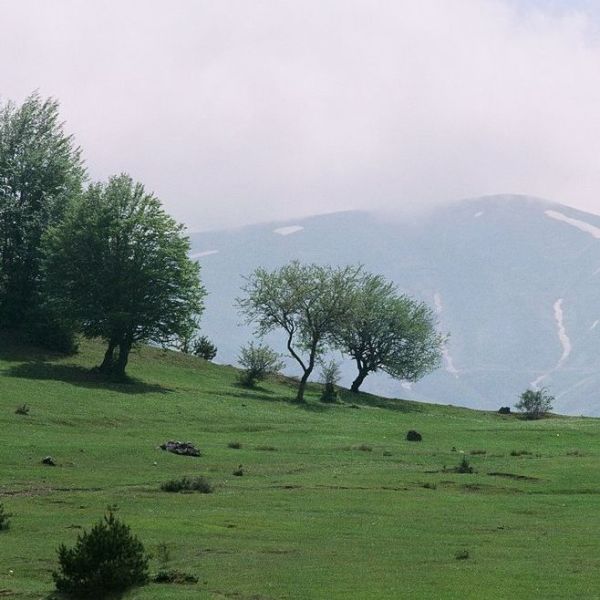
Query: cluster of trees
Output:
[[238, 261, 445, 402], [0, 93, 205, 377]]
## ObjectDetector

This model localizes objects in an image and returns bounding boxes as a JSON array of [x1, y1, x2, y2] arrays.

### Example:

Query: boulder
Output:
[[42, 456, 56, 466], [406, 430, 422, 442], [160, 441, 201, 457]]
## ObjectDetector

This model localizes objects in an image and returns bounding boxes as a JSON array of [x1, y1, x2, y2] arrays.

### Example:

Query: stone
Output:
[[159, 441, 201, 457], [42, 456, 56, 466], [406, 430, 422, 442]]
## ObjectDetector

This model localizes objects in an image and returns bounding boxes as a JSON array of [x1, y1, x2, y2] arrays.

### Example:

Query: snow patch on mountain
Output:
[[531, 298, 572, 388], [545, 210, 600, 239], [433, 292, 459, 376], [274, 225, 304, 236], [191, 250, 219, 258]]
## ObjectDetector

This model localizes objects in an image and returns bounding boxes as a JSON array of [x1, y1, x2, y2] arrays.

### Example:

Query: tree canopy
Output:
[[238, 261, 361, 402], [0, 93, 84, 343], [43, 174, 205, 377], [335, 272, 444, 392]]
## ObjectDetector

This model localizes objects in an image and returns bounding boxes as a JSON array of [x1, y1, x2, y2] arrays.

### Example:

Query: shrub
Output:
[[455, 456, 474, 474], [406, 430, 422, 442], [192, 335, 217, 361], [510, 449, 532, 457], [498, 406, 511, 414], [455, 549, 470, 560], [153, 569, 199, 584], [233, 465, 244, 476], [469, 449, 486, 455], [237, 342, 284, 388], [357, 444, 373, 452], [319, 360, 341, 403], [53, 509, 149, 597], [228, 441, 242, 449], [515, 387, 554, 419], [0, 503, 10, 531], [160, 476, 213, 494], [15, 403, 30, 415], [256, 445, 277, 451]]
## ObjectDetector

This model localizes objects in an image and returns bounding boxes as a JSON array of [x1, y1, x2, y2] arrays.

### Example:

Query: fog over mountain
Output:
[[191, 195, 600, 416], [3, 1, 600, 229]]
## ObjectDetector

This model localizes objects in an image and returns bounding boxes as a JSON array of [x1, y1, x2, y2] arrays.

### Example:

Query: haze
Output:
[[2, 0, 600, 231]]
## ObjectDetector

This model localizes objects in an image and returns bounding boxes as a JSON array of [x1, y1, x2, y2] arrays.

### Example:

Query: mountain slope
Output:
[[191, 195, 600, 415]]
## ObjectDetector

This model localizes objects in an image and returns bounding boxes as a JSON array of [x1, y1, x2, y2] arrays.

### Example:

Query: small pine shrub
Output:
[[192, 336, 217, 361], [15, 403, 30, 415], [0, 503, 10, 531], [160, 476, 213, 494], [53, 509, 149, 597], [455, 456, 474, 474], [233, 465, 244, 476]]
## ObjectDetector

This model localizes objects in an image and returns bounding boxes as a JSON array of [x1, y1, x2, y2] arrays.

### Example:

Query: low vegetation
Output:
[[160, 476, 213, 494]]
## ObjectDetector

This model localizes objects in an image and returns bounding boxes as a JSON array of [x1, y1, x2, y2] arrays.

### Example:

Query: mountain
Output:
[[190, 195, 600, 416]]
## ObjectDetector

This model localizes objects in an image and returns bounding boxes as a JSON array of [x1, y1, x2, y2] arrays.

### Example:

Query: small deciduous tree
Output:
[[335, 272, 444, 392], [238, 262, 361, 402], [515, 387, 554, 419], [319, 360, 341, 403], [43, 174, 205, 378], [53, 509, 149, 598], [237, 342, 284, 388]]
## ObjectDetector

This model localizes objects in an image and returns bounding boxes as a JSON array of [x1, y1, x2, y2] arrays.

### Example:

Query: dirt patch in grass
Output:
[[487, 471, 540, 481]]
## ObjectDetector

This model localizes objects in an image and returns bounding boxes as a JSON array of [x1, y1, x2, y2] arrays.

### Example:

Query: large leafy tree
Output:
[[336, 273, 444, 393], [238, 262, 361, 402], [43, 174, 205, 377], [0, 93, 84, 338]]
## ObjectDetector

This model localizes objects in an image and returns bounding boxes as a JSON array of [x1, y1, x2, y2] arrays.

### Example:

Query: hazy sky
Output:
[[2, 0, 600, 231]]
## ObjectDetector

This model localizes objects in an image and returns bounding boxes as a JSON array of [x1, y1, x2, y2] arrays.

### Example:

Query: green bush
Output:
[[237, 342, 284, 388], [319, 360, 341, 403], [160, 476, 213, 493], [515, 387, 554, 419], [53, 509, 149, 597], [192, 335, 217, 361], [0, 502, 10, 531]]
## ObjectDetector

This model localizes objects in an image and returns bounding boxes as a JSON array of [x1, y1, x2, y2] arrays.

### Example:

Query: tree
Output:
[[237, 342, 284, 387], [43, 174, 205, 378], [515, 387, 554, 419], [53, 509, 149, 598], [0, 93, 84, 341], [238, 262, 361, 402], [335, 272, 444, 392]]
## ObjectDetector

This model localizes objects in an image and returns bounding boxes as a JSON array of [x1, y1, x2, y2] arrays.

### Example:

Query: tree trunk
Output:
[[99, 339, 117, 373], [350, 366, 370, 393], [295, 369, 311, 403], [113, 339, 131, 379]]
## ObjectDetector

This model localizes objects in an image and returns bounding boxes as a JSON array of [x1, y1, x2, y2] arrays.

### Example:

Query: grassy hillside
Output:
[[1, 337, 600, 599]]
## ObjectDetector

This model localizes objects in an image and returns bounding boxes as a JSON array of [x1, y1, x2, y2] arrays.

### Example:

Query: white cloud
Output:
[[2, 0, 600, 230]]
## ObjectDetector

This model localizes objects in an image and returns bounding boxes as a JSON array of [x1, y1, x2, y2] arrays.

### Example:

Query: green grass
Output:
[[2, 336, 600, 598]]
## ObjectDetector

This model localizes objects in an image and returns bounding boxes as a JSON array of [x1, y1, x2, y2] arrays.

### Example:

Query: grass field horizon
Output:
[[2, 335, 600, 599]]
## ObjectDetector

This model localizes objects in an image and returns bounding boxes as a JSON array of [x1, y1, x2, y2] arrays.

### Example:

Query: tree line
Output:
[[0, 93, 444, 392]]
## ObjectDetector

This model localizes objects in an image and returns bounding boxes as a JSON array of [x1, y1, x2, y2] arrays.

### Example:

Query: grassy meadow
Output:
[[1, 337, 600, 598]]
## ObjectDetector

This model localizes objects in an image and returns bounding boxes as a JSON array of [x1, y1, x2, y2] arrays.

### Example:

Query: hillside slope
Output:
[[2, 338, 600, 598], [190, 195, 600, 415]]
